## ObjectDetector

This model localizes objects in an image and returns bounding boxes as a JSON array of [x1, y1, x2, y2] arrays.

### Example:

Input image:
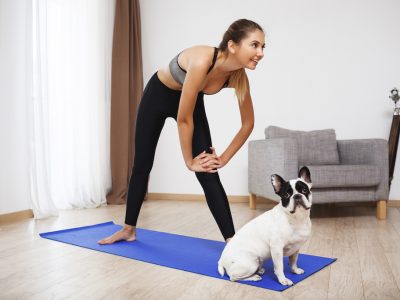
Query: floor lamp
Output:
[[389, 88, 400, 188]]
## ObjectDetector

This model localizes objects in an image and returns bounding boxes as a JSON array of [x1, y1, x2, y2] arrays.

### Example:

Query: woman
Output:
[[99, 19, 265, 244]]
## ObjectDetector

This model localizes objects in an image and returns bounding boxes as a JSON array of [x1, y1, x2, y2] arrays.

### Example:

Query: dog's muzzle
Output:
[[290, 194, 310, 213]]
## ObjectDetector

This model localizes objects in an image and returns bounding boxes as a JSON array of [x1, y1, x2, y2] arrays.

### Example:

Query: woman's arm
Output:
[[219, 72, 254, 167], [177, 59, 218, 173]]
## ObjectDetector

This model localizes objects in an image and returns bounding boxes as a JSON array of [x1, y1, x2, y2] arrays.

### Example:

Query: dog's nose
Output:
[[293, 194, 302, 202]]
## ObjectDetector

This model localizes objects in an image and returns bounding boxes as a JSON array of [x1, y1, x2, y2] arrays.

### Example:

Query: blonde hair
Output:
[[218, 19, 264, 104], [229, 68, 247, 104]]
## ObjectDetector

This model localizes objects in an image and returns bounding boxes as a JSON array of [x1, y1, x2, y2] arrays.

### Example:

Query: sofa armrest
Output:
[[337, 139, 389, 200], [248, 138, 298, 200]]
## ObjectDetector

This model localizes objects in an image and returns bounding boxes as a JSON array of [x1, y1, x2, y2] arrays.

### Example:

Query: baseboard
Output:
[[147, 193, 400, 207], [388, 200, 400, 207], [146, 193, 277, 205], [0, 198, 395, 224], [0, 209, 34, 224], [332, 200, 400, 207], [147, 193, 250, 203]]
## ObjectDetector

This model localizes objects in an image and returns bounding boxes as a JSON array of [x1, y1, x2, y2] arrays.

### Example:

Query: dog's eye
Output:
[[302, 188, 308, 193], [284, 193, 290, 198]]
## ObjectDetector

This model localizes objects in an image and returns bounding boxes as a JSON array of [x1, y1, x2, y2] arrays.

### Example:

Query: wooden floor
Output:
[[1, 200, 400, 300]]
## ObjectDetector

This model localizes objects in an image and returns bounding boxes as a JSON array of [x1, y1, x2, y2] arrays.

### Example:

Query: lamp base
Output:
[[389, 114, 400, 188]]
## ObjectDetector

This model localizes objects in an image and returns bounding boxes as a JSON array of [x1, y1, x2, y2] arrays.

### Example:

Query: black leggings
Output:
[[124, 72, 235, 240]]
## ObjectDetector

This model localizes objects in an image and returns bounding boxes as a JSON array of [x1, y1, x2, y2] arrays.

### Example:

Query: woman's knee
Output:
[[195, 171, 220, 184], [131, 161, 154, 179]]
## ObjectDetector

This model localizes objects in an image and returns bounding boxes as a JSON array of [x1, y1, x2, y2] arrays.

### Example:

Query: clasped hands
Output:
[[189, 147, 226, 173]]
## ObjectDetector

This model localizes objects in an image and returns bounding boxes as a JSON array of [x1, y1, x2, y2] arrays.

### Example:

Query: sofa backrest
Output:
[[265, 126, 340, 165]]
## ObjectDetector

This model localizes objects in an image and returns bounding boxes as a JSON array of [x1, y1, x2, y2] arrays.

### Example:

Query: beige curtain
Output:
[[107, 0, 143, 204]]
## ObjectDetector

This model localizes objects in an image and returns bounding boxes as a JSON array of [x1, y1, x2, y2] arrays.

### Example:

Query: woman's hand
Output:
[[209, 147, 227, 169], [188, 147, 226, 173]]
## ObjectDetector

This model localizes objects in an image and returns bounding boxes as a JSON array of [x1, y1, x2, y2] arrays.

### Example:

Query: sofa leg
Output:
[[249, 194, 256, 210], [377, 200, 387, 220]]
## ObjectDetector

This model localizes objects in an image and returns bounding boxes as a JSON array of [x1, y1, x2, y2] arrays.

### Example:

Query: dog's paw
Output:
[[246, 274, 262, 281], [278, 277, 293, 286], [291, 267, 304, 275], [257, 268, 265, 275]]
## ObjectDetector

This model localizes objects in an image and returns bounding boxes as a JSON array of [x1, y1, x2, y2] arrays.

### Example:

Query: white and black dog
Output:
[[218, 167, 312, 286]]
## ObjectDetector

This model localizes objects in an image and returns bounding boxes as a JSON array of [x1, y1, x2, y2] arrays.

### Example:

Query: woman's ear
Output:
[[227, 40, 236, 54]]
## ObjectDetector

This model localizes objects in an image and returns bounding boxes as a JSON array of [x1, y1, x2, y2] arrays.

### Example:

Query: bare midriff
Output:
[[157, 68, 183, 91]]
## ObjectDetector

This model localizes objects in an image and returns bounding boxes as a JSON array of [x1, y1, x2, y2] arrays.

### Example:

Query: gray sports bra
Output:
[[168, 47, 228, 94]]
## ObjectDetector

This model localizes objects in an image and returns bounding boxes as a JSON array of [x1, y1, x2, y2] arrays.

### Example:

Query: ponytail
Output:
[[229, 69, 247, 104]]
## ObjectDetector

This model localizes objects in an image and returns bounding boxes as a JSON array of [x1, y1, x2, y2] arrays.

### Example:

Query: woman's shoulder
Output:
[[180, 45, 215, 55], [178, 45, 216, 68]]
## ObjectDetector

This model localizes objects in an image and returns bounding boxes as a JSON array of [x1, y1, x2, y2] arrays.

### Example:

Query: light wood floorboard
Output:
[[0, 201, 400, 299]]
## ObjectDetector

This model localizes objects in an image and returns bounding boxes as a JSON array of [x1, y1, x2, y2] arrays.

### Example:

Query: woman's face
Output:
[[234, 29, 265, 70]]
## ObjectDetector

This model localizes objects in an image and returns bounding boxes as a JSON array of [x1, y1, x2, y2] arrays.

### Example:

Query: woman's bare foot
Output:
[[98, 225, 137, 245]]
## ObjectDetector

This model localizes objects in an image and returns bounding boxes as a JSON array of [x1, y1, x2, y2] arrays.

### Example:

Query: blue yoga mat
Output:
[[40, 221, 336, 292]]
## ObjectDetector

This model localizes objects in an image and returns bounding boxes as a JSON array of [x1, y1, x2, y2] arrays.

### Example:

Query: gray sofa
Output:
[[248, 126, 389, 219]]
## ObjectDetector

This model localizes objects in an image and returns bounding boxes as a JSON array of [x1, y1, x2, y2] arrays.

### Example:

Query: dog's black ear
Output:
[[298, 166, 312, 184], [271, 174, 285, 194]]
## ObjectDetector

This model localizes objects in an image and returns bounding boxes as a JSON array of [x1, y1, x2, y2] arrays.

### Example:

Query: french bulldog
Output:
[[218, 166, 312, 286]]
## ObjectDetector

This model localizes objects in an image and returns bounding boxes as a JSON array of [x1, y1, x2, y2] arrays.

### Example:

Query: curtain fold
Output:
[[30, 0, 58, 218], [106, 0, 143, 204], [30, 0, 116, 217]]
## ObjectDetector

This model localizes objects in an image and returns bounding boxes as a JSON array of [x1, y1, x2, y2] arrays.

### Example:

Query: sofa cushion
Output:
[[265, 126, 340, 165], [306, 165, 381, 188]]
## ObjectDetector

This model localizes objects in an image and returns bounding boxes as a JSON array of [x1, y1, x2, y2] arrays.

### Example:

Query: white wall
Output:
[[0, 0, 32, 213], [140, 0, 400, 200], [1, 0, 399, 216]]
